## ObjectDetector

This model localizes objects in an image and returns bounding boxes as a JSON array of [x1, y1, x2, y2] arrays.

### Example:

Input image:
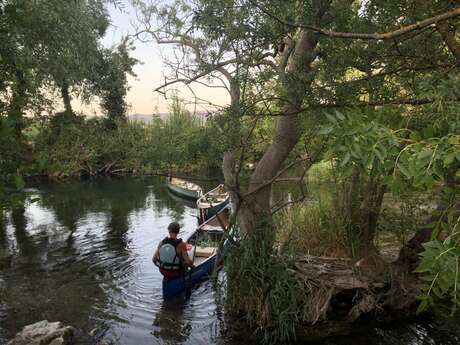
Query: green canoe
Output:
[[167, 177, 203, 200]]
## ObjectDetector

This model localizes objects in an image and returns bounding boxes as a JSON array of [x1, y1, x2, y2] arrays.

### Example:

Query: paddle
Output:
[[184, 268, 192, 300], [184, 240, 197, 300]]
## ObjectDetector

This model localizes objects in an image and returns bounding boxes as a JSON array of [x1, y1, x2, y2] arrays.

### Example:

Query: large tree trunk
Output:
[[342, 168, 387, 257], [61, 82, 73, 115], [8, 68, 27, 137], [236, 30, 319, 235]]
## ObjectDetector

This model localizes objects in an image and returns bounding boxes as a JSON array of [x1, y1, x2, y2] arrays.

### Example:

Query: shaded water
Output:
[[0, 177, 459, 345]]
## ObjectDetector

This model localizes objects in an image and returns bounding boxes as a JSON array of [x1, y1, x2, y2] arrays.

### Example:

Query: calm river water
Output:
[[0, 177, 459, 345]]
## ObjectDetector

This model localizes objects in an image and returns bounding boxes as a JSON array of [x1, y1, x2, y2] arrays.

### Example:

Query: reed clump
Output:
[[275, 196, 352, 258], [225, 221, 307, 344]]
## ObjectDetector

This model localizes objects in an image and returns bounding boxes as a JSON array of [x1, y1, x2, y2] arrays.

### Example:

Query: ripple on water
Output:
[[1, 178, 460, 345]]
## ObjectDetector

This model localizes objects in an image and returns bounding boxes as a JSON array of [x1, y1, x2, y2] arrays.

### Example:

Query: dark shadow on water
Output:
[[0, 176, 208, 344], [0, 213, 7, 252], [167, 191, 198, 210], [316, 315, 460, 345], [152, 295, 192, 344], [0, 178, 155, 342], [11, 207, 37, 257]]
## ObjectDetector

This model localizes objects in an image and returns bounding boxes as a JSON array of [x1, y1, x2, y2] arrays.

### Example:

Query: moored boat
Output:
[[167, 177, 203, 200], [197, 184, 230, 224], [159, 207, 230, 299]]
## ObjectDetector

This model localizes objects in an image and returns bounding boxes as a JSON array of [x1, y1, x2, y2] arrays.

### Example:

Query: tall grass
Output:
[[274, 180, 427, 259], [275, 196, 352, 258], [225, 221, 307, 344]]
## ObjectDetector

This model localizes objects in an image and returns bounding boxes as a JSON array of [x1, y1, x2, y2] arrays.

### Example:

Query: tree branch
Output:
[[252, 1, 460, 41], [244, 150, 321, 200]]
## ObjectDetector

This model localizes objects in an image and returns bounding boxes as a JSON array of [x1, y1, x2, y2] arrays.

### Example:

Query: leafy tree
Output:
[[1, 1, 106, 121], [95, 40, 137, 126], [136, 0, 458, 240], [0, 0, 136, 216], [0, 0, 136, 124]]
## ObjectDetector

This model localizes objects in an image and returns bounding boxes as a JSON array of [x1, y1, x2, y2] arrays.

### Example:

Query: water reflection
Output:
[[0, 176, 210, 345], [0, 214, 7, 252], [11, 207, 35, 256], [153, 297, 192, 344]]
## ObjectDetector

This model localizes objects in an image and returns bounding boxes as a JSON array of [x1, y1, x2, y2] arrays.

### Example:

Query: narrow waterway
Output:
[[0, 177, 459, 345]]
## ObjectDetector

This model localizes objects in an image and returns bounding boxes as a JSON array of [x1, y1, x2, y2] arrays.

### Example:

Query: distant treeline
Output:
[[2, 97, 225, 180]]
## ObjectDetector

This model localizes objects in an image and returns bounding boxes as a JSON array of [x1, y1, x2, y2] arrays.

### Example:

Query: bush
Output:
[[31, 102, 224, 177]]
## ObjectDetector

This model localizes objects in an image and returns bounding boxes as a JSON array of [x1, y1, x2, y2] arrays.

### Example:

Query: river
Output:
[[0, 177, 459, 345]]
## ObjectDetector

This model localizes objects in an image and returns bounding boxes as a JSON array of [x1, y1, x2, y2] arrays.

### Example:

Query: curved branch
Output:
[[251, 97, 459, 117], [154, 57, 239, 93], [253, 1, 460, 41], [154, 52, 274, 93]]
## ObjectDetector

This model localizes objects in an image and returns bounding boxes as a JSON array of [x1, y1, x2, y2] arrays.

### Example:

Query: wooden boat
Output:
[[161, 206, 230, 299], [167, 189, 198, 209], [197, 184, 230, 224], [167, 177, 203, 200]]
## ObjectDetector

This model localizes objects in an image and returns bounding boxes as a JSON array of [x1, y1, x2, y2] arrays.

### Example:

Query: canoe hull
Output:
[[167, 183, 202, 200], [162, 255, 216, 299]]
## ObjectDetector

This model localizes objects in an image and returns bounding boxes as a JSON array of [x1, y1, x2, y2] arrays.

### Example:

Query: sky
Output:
[[75, 2, 229, 116]]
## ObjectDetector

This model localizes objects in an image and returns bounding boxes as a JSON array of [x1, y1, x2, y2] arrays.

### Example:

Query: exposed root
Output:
[[291, 254, 418, 339]]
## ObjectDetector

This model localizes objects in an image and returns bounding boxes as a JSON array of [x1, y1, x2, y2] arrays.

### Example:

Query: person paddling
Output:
[[153, 222, 194, 279]]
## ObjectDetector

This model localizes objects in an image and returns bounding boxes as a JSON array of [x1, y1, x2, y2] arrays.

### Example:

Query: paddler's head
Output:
[[167, 222, 180, 238]]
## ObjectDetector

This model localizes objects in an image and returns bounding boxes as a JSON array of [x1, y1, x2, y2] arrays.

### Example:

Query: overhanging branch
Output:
[[246, 96, 460, 117], [252, 1, 460, 41]]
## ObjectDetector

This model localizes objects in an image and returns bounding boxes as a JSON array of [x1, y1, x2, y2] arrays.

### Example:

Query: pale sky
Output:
[[75, 2, 229, 116]]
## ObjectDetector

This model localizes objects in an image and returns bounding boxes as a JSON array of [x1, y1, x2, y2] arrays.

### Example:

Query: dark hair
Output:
[[168, 222, 180, 234]]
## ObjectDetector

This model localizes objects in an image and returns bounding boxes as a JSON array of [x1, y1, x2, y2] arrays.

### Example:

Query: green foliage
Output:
[[274, 192, 351, 257], [95, 41, 137, 124], [416, 202, 460, 316], [170, 0, 460, 327], [144, 96, 223, 171], [1, 1, 106, 112], [34, 116, 146, 177], [0, 0, 135, 127], [306, 160, 334, 184], [377, 194, 428, 244], [417, 239, 460, 315], [320, 107, 460, 193], [30, 98, 223, 177], [321, 110, 399, 175]]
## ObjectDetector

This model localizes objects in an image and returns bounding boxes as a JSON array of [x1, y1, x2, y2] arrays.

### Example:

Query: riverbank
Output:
[[220, 173, 450, 343]]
